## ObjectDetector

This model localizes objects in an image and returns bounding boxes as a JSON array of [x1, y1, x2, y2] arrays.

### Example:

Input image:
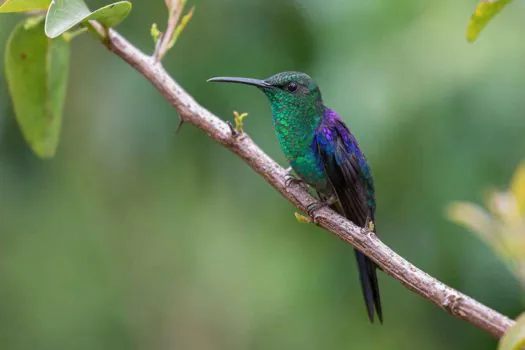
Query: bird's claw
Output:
[[367, 220, 375, 233], [284, 167, 308, 189], [306, 202, 324, 218], [361, 217, 376, 236], [306, 196, 338, 219]]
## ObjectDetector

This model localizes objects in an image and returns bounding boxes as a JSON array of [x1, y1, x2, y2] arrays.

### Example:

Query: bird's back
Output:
[[314, 107, 382, 323]]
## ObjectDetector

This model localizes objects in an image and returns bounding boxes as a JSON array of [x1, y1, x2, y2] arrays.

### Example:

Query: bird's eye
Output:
[[287, 82, 298, 92]]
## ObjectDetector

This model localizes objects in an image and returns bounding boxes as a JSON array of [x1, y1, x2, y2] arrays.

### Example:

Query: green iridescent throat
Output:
[[263, 86, 326, 186]]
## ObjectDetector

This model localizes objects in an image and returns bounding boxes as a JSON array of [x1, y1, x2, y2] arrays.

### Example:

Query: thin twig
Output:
[[153, 0, 184, 62], [90, 21, 516, 339]]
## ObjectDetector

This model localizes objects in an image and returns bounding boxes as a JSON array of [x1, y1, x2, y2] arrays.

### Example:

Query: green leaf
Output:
[[0, 0, 50, 13], [44, 0, 132, 39], [466, 0, 513, 42], [499, 313, 525, 350], [5, 18, 69, 158], [511, 162, 525, 214]]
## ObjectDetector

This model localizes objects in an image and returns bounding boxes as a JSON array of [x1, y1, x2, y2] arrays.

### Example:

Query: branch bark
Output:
[[90, 22, 516, 339]]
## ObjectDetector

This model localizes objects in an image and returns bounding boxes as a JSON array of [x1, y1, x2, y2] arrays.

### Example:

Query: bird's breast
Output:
[[273, 123, 327, 189], [289, 153, 328, 190]]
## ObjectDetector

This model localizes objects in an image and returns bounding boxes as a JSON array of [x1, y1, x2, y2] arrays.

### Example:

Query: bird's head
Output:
[[208, 71, 323, 109]]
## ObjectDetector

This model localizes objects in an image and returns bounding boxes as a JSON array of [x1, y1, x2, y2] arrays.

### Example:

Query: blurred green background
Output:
[[1, 0, 525, 349]]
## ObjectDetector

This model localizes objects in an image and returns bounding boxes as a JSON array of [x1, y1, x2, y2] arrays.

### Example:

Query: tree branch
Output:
[[90, 22, 516, 339]]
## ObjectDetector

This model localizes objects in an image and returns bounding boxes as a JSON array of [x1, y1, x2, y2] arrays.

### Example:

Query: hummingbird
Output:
[[208, 71, 382, 323]]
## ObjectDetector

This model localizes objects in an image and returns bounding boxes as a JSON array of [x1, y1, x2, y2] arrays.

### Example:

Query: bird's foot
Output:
[[306, 195, 338, 219], [364, 217, 375, 232], [361, 217, 376, 237], [360, 218, 381, 271], [284, 167, 307, 189]]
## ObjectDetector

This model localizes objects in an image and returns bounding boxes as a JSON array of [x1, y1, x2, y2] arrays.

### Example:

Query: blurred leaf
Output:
[[0, 0, 50, 12], [44, 0, 132, 38], [447, 201, 494, 244], [448, 162, 525, 290], [499, 313, 525, 350], [85, 1, 132, 28], [487, 190, 520, 223], [62, 27, 88, 42], [4, 18, 69, 158], [511, 162, 525, 214], [466, 0, 513, 42], [24, 15, 46, 29], [46, 0, 91, 38]]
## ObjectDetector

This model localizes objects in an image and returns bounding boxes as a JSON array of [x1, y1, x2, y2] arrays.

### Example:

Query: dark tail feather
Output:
[[354, 249, 383, 323]]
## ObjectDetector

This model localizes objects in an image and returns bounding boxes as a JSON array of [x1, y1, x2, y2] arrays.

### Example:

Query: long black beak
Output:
[[207, 76, 271, 88]]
